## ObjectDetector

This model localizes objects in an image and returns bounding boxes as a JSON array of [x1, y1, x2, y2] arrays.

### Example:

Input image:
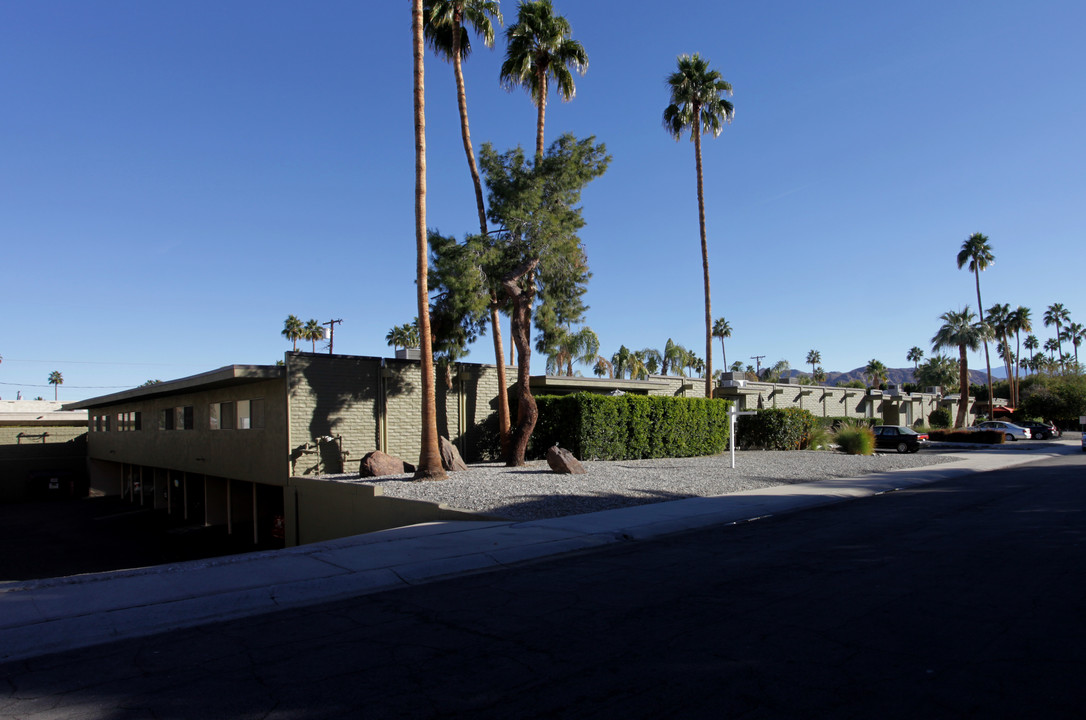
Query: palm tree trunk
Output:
[[1014, 330, 1022, 409], [693, 112, 714, 398], [502, 259, 540, 466], [957, 344, 969, 429], [412, 0, 445, 480], [535, 68, 548, 161], [974, 271, 994, 418], [448, 24, 511, 461]]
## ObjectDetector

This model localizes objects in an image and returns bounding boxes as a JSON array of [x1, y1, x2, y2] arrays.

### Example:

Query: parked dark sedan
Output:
[[873, 425, 929, 453], [1017, 421, 1061, 440]]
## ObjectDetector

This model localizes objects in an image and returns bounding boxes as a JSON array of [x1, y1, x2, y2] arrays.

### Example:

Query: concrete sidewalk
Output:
[[1, 442, 1077, 664]]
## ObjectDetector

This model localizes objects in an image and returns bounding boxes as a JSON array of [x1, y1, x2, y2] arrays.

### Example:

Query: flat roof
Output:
[[66, 365, 284, 410]]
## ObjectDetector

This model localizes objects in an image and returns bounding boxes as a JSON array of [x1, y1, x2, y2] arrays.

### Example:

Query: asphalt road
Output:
[[2, 452, 1084, 719]]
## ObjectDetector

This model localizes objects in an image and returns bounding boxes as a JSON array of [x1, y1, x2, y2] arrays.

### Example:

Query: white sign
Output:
[[727, 408, 758, 469]]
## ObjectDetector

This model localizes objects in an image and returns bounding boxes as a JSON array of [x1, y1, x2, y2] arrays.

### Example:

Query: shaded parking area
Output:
[[0, 497, 265, 581]]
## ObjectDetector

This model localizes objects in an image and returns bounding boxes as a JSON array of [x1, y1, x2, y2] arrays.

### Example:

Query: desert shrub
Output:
[[834, 425, 875, 455], [736, 408, 814, 450], [804, 423, 833, 451], [928, 407, 952, 429]]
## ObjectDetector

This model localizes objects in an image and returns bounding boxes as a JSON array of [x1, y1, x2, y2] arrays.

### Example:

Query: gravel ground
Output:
[[329, 450, 959, 522]]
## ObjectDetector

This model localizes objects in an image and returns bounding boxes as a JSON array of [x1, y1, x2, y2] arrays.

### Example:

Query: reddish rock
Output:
[[359, 451, 415, 477], [439, 436, 468, 472], [546, 445, 586, 475]]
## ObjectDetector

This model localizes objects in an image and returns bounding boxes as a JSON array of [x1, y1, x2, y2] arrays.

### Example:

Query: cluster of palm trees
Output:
[[385, 320, 422, 352], [925, 232, 1081, 427], [599, 340, 706, 380], [281, 315, 327, 353]]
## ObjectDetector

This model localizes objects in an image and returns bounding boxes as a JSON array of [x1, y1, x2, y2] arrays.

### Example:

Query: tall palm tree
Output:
[[610, 345, 633, 379], [499, 0, 587, 161], [303, 319, 325, 352], [48, 370, 63, 401], [424, 0, 512, 459], [639, 347, 662, 375], [592, 355, 613, 378], [1063, 321, 1084, 366], [662, 338, 687, 377], [864, 359, 887, 390], [907, 346, 924, 372], [932, 307, 988, 428], [282, 315, 303, 352], [986, 303, 1013, 407], [712, 317, 732, 370], [806, 349, 821, 379], [956, 232, 996, 417], [1044, 303, 1071, 362], [664, 53, 734, 398], [1008, 306, 1032, 399], [413, 0, 446, 480]]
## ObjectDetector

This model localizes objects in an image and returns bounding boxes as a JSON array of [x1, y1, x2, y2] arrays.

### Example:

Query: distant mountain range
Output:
[[783, 366, 1007, 387]]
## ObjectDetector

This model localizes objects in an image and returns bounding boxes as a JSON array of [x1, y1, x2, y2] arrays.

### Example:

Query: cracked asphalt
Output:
[[2, 452, 1084, 719]]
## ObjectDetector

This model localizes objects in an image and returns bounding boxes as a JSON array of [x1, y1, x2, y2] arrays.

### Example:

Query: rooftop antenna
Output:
[[323, 318, 343, 354]]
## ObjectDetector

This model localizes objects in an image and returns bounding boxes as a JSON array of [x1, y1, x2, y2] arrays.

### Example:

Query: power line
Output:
[[0, 381, 133, 389]]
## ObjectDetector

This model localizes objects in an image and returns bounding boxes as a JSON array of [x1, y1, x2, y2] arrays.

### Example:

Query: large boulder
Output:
[[439, 436, 468, 472], [359, 451, 415, 477], [546, 445, 586, 475]]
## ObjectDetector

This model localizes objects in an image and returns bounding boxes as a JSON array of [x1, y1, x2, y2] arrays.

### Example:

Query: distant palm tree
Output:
[[665, 53, 734, 398], [813, 367, 827, 384], [662, 338, 687, 377], [546, 325, 599, 376], [1043, 337, 1060, 359], [730, 360, 743, 373], [806, 349, 821, 378], [592, 356, 613, 378], [956, 232, 996, 415], [907, 346, 924, 372], [499, 0, 587, 161], [712, 317, 732, 369], [639, 347, 662, 375], [986, 303, 1013, 407], [932, 307, 988, 427], [1063, 322, 1084, 366], [1043, 303, 1070, 364], [1024, 334, 1040, 369], [282, 315, 303, 352], [611, 345, 634, 379], [413, 0, 446, 480], [48, 370, 63, 400], [1008, 306, 1032, 399], [303, 319, 325, 352], [864, 359, 887, 390]]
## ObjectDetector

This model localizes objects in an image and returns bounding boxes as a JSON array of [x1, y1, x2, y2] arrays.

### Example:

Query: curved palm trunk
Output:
[[719, 338, 727, 370], [503, 259, 540, 466], [692, 111, 714, 398], [1014, 330, 1022, 409], [974, 270, 994, 417], [413, 0, 446, 481]]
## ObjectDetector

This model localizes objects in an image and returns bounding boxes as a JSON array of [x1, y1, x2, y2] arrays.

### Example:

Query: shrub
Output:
[[736, 408, 814, 450], [834, 425, 875, 455], [804, 423, 833, 451], [531, 393, 731, 460], [928, 407, 952, 429]]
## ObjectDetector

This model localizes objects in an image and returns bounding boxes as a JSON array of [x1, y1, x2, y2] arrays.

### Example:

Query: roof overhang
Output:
[[528, 375, 673, 394], [65, 365, 284, 410]]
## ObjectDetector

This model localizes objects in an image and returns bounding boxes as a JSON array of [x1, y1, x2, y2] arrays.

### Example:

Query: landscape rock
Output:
[[439, 436, 468, 472], [546, 445, 586, 475], [359, 451, 415, 477]]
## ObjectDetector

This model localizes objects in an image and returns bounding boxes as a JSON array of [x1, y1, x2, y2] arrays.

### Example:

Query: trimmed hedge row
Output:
[[529, 393, 732, 461], [736, 408, 815, 450]]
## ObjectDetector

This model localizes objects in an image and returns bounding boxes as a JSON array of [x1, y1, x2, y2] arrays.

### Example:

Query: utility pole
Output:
[[323, 319, 343, 354], [750, 355, 765, 376]]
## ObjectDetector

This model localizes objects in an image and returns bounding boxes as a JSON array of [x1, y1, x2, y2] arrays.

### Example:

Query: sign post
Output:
[[1080, 416, 1085, 452], [728, 408, 757, 469]]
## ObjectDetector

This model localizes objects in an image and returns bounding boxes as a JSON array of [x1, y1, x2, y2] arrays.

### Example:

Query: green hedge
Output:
[[736, 408, 815, 450], [811, 415, 877, 430], [529, 393, 732, 460]]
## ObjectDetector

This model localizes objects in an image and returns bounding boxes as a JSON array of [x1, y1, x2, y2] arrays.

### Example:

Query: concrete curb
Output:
[[0, 444, 1076, 664]]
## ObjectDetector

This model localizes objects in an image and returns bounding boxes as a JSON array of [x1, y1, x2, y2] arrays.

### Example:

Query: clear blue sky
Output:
[[3, 1, 1084, 401]]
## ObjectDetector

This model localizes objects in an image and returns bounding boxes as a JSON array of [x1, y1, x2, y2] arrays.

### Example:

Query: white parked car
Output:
[[975, 420, 1032, 441]]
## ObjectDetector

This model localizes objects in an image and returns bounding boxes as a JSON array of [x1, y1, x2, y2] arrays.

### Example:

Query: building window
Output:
[[161, 409, 174, 431], [104, 415, 111, 432], [221, 402, 235, 430], [209, 403, 220, 430], [251, 398, 264, 429], [182, 406, 194, 430], [132, 411, 142, 431], [237, 400, 251, 430]]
